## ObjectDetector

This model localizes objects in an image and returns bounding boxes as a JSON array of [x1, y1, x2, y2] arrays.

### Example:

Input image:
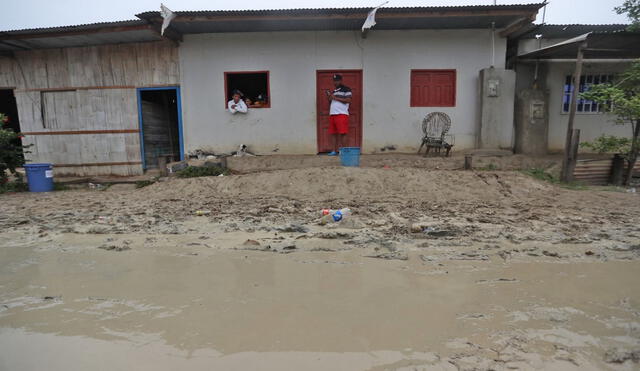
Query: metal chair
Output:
[[417, 112, 454, 157]]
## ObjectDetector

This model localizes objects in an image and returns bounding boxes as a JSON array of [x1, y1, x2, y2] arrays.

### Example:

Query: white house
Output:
[[1, 4, 638, 176]]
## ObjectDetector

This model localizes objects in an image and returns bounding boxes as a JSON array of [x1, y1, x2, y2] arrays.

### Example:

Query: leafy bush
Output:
[[135, 179, 156, 188], [1, 113, 31, 185], [0, 172, 28, 194], [522, 168, 557, 183], [53, 182, 71, 191], [477, 163, 498, 171], [580, 135, 632, 155], [521, 168, 587, 190], [176, 165, 228, 178]]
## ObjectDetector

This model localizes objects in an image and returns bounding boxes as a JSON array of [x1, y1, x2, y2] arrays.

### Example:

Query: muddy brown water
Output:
[[1, 168, 639, 370], [1, 228, 639, 370]]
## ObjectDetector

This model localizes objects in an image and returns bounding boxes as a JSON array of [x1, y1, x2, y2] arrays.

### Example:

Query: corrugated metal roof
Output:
[[136, 3, 545, 18], [0, 3, 544, 51], [137, 3, 545, 34], [518, 24, 630, 39], [518, 31, 640, 59], [0, 19, 146, 34], [0, 20, 162, 52]]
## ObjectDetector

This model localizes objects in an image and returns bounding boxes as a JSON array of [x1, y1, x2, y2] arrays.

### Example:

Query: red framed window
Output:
[[410, 69, 456, 107], [224, 71, 271, 108]]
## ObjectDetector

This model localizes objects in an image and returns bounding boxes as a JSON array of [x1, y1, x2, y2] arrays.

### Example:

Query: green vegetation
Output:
[[1, 112, 31, 186], [580, 135, 631, 154], [53, 182, 71, 191], [135, 179, 156, 188], [477, 163, 498, 171], [616, 0, 640, 30], [521, 168, 588, 190], [0, 172, 28, 194], [176, 165, 229, 178], [580, 60, 640, 185]]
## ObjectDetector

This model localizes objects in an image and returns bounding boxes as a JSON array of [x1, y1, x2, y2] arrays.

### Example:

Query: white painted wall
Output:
[[179, 29, 505, 154], [545, 62, 633, 151]]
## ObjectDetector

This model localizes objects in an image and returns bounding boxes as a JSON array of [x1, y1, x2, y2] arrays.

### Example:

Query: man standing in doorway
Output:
[[326, 74, 352, 156]]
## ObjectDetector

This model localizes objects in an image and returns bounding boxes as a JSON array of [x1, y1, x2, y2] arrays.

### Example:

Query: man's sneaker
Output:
[[328, 151, 338, 156]]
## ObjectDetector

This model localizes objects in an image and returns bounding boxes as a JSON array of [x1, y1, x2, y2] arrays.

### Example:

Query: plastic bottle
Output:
[[320, 208, 351, 223]]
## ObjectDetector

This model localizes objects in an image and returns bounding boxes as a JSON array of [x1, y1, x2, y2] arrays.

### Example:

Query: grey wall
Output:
[[477, 67, 516, 150], [179, 29, 505, 155], [515, 88, 549, 155]]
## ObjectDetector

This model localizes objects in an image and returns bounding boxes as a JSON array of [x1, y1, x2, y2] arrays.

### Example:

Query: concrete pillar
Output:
[[477, 67, 516, 150], [514, 88, 549, 155]]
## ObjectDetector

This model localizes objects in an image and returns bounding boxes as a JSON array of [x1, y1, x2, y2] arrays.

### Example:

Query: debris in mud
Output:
[[314, 231, 351, 239], [276, 224, 309, 233], [410, 223, 462, 238], [419, 254, 437, 262], [475, 278, 518, 284], [309, 247, 337, 252], [269, 242, 297, 253], [98, 244, 131, 252], [555, 236, 594, 244], [542, 250, 561, 258], [603, 348, 640, 364], [87, 225, 110, 234], [452, 252, 489, 261], [335, 217, 365, 229], [607, 244, 640, 252], [237, 239, 297, 254], [458, 313, 487, 320], [366, 251, 408, 261], [43, 296, 61, 301], [497, 250, 511, 261]]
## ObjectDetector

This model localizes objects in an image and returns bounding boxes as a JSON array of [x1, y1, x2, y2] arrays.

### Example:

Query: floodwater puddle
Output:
[[0, 237, 639, 370]]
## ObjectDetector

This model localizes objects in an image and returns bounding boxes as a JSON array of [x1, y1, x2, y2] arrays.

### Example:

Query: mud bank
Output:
[[1, 167, 639, 370]]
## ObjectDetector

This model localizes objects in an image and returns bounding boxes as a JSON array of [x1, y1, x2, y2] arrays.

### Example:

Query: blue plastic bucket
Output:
[[24, 163, 54, 192], [339, 147, 361, 167]]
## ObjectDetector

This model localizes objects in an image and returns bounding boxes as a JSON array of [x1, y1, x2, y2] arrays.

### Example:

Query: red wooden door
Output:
[[316, 70, 363, 153]]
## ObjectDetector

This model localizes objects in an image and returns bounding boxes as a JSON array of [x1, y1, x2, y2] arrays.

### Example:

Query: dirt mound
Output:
[[139, 167, 556, 202]]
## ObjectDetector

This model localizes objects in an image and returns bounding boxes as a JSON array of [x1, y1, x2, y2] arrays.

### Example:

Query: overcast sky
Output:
[[1, 0, 630, 31]]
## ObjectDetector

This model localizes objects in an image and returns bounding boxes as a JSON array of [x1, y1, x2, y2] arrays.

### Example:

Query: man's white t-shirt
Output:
[[330, 85, 352, 115], [228, 100, 248, 114]]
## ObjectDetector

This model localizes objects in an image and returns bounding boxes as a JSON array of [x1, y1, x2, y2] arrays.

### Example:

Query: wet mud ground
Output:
[[0, 167, 639, 370]]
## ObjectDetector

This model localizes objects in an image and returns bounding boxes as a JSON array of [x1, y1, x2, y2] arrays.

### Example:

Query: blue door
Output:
[[137, 87, 184, 169]]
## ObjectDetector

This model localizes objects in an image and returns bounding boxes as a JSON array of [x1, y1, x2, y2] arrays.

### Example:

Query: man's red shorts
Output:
[[329, 114, 349, 135]]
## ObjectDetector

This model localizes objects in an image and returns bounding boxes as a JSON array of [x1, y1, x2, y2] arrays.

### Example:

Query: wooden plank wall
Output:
[[0, 41, 179, 176]]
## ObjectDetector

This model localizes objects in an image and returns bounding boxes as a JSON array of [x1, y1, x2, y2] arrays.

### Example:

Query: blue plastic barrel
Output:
[[339, 147, 361, 167], [24, 163, 54, 192]]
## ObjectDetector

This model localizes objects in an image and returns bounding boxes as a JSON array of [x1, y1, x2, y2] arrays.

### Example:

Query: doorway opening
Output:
[[137, 87, 183, 170], [0, 89, 23, 159]]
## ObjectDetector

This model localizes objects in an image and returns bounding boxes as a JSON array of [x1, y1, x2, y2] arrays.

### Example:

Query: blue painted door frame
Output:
[[136, 86, 184, 170]]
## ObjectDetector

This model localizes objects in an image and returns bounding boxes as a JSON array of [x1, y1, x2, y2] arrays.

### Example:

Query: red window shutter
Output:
[[410, 70, 456, 107]]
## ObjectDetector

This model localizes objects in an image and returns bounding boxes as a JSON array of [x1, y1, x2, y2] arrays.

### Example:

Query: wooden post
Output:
[[565, 129, 581, 182], [561, 42, 587, 182], [610, 154, 624, 186], [464, 155, 473, 170], [157, 155, 168, 177]]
